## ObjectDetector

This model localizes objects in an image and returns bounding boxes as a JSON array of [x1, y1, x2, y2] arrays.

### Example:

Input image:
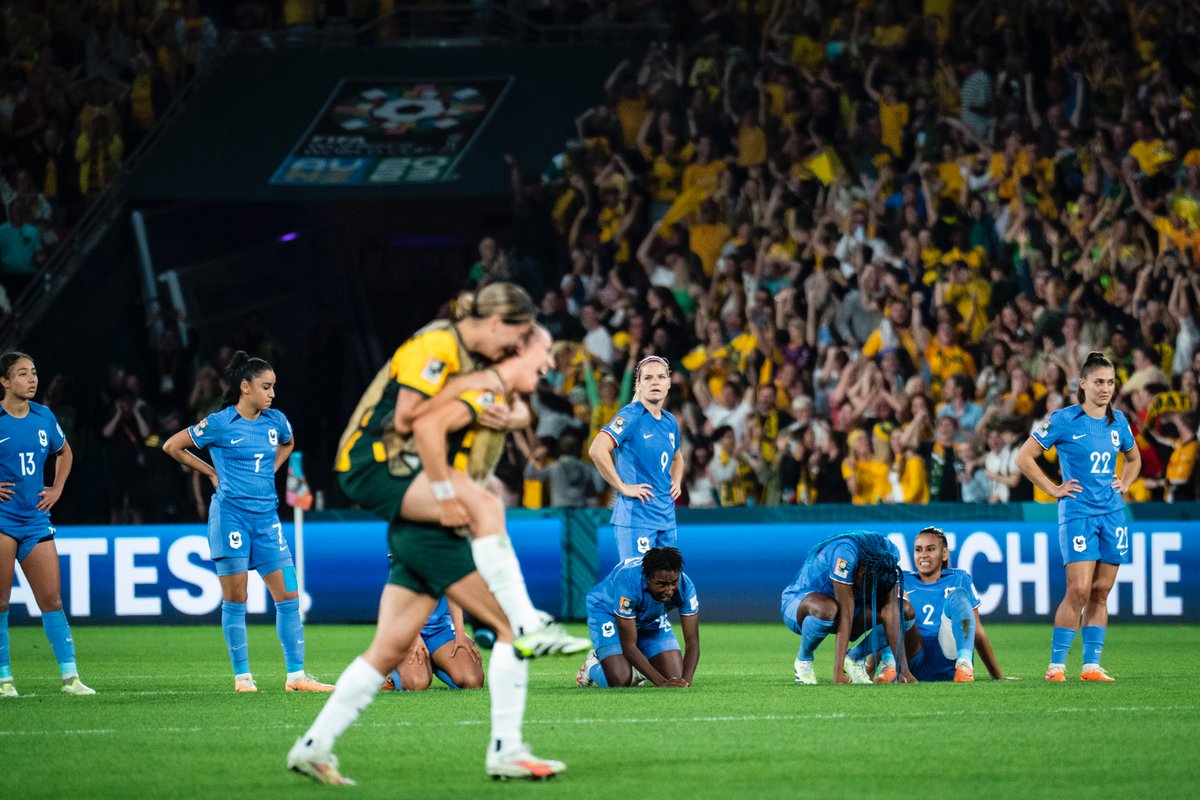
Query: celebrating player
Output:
[[0, 352, 93, 697], [162, 352, 332, 693], [333, 282, 584, 657], [1015, 351, 1140, 682], [288, 326, 566, 785], [900, 526, 1004, 682], [382, 597, 483, 691], [781, 530, 916, 685], [589, 355, 684, 561], [576, 547, 699, 688]]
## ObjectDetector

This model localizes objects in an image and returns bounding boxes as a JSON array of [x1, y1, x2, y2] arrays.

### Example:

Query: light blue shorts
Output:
[[1059, 510, 1130, 565], [0, 521, 55, 562], [208, 497, 293, 577], [587, 611, 681, 661], [613, 526, 677, 561]]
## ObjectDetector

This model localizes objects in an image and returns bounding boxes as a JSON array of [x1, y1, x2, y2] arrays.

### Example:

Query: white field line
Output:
[[0, 705, 1187, 737]]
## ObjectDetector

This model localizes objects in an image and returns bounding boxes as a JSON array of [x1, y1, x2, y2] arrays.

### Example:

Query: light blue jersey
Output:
[[601, 401, 680, 530], [903, 569, 980, 639], [189, 406, 293, 513], [585, 556, 698, 661], [1031, 405, 1135, 523], [0, 402, 66, 529]]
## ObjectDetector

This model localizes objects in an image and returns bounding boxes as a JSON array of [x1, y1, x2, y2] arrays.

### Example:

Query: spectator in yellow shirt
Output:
[[865, 57, 909, 158], [926, 319, 978, 399], [842, 427, 890, 505], [888, 425, 929, 503]]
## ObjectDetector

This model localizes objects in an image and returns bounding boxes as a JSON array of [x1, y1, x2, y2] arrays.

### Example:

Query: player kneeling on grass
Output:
[[848, 527, 1005, 683], [381, 597, 483, 691], [781, 530, 916, 685], [576, 547, 699, 688]]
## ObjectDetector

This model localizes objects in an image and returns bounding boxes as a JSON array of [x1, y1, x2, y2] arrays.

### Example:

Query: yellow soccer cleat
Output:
[[62, 676, 96, 695], [285, 673, 335, 692], [1, 678, 18, 698]]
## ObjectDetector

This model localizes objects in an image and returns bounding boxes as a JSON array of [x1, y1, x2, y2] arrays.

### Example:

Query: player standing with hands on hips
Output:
[[1015, 352, 1140, 682], [589, 355, 684, 561], [163, 352, 333, 694], [0, 351, 93, 697]]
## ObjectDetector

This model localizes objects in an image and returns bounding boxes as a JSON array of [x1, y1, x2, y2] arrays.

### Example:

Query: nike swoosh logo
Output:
[[643, 434, 654, 439], [1072, 434, 1087, 440], [230, 438, 245, 444]]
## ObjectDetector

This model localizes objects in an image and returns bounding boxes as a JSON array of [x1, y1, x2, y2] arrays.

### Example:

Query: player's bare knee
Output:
[[35, 594, 62, 612], [902, 597, 916, 620], [451, 666, 484, 689]]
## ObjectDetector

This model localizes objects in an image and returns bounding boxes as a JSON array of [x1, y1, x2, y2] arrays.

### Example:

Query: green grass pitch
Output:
[[2, 622, 1197, 799]]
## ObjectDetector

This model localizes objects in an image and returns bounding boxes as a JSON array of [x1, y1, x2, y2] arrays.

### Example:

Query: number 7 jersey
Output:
[[189, 406, 293, 513], [1031, 404, 1134, 523]]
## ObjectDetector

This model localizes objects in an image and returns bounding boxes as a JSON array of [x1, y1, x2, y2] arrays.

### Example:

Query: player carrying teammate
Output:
[[288, 326, 566, 785], [0, 351, 93, 697], [162, 352, 332, 693], [781, 530, 916, 685], [576, 547, 699, 688], [1015, 351, 1140, 682], [589, 355, 684, 561]]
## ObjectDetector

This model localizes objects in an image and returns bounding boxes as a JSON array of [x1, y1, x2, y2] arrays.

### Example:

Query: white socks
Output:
[[470, 534, 542, 636], [488, 641, 527, 753], [301, 657, 384, 752]]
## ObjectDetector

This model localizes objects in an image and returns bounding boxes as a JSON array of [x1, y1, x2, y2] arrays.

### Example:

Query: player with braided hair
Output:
[[781, 530, 916, 685]]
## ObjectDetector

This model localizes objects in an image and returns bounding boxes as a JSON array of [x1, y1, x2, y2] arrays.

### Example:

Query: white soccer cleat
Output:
[[843, 657, 872, 684], [794, 658, 817, 685], [576, 649, 599, 687], [61, 676, 96, 695], [630, 664, 648, 687], [513, 622, 590, 659], [0, 678, 17, 698], [486, 744, 566, 781], [234, 673, 258, 693], [287, 738, 356, 786]]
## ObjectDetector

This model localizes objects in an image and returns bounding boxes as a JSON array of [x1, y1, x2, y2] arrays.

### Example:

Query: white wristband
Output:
[[430, 480, 456, 501]]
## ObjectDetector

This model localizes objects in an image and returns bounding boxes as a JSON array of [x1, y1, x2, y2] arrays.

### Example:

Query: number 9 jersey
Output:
[[601, 401, 680, 530]]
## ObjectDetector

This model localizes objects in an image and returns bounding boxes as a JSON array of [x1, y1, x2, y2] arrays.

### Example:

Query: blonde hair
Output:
[[456, 282, 535, 325]]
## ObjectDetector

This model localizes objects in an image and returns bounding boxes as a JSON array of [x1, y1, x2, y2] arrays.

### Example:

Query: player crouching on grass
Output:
[[781, 530, 917, 685], [576, 547, 699, 688], [848, 527, 1006, 682]]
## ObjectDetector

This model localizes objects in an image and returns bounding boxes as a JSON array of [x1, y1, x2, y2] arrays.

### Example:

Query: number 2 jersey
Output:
[[0, 402, 66, 528], [189, 405, 293, 514], [600, 401, 681, 529], [902, 568, 981, 639], [1031, 404, 1134, 523]]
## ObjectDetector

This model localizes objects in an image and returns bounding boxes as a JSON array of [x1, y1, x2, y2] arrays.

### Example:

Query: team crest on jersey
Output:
[[618, 596, 633, 614], [1110, 430, 1120, 448], [1072, 535, 1086, 553], [601, 621, 615, 638], [420, 358, 446, 384], [38, 429, 47, 447], [834, 558, 850, 579], [268, 429, 278, 446], [229, 531, 243, 549]]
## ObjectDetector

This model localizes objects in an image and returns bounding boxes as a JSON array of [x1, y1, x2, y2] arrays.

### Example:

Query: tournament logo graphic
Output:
[[271, 77, 513, 186]]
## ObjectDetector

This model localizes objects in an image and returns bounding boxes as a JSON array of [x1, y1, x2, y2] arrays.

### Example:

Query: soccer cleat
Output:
[[843, 657, 872, 685], [288, 740, 356, 786], [1045, 664, 1067, 682], [61, 676, 96, 695], [0, 679, 17, 698], [235, 674, 258, 692], [954, 660, 975, 683], [630, 664, 647, 687], [874, 663, 897, 684], [486, 745, 566, 781], [1080, 665, 1115, 682], [575, 650, 598, 687], [286, 674, 335, 692], [793, 658, 816, 685], [513, 623, 590, 659], [381, 672, 397, 692]]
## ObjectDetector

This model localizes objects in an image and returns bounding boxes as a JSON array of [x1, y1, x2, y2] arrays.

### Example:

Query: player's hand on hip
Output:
[[451, 632, 482, 664], [0, 481, 14, 502], [669, 480, 682, 500], [208, 473, 219, 490], [36, 485, 62, 512], [1111, 475, 1125, 491], [1051, 479, 1082, 498], [619, 483, 654, 503]]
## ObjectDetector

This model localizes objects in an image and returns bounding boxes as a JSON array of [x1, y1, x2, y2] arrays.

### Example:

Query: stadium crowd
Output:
[[10, 0, 1200, 522], [484, 0, 1200, 510]]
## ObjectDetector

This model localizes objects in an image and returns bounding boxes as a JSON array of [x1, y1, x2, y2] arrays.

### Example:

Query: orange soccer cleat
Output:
[[285, 674, 335, 692], [1079, 666, 1116, 682], [954, 663, 975, 682], [1045, 664, 1067, 682]]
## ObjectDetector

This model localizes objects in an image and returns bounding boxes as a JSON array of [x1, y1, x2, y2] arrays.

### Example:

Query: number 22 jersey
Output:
[[1031, 405, 1134, 523]]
